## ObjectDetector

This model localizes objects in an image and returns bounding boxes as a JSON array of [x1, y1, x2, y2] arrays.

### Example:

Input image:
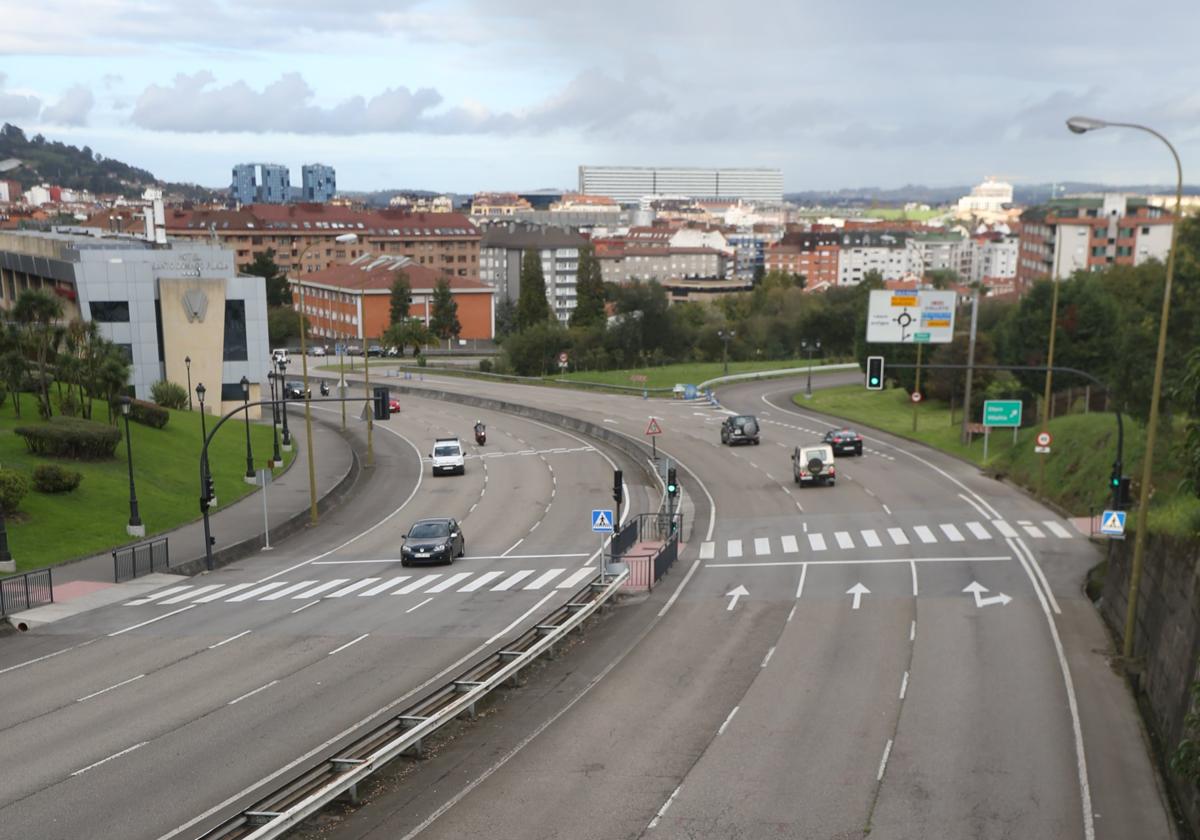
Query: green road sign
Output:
[[913, 332, 931, 343], [983, 399, 1022, 427]]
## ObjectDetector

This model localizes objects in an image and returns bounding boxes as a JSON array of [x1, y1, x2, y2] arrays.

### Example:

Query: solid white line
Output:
[[226, 581, 289, 602], [796, 563, 808, 598], [193, 583, 253, 603], [312, 559, 403, 565], [939, 523, 965, 542], [899, 671, 909, 700], [761, 647, 775, 668], [787, 604, 797, 622], [861, 529, 882, 548], [698, 541, 715, 560], [781, 535, 799, 553], [658, 559, 701, 618], [229, 680, 279, 705], [491, 569, 536, 591], [529, 521, 541, 532], [808, 533, 827, 551], [463, 553, 590, 561], [524, 569, 566, 590], [259, 581, 318, 601], [556, 568, 595, 589], [754, 537, 770, 555], [291, 600, 319, 614], [406, 597, 433, 614], [161, 585, 222, 604], [706, 555, 1011, 569], [328, 634, 369, 655], [888, 527, 909, 546], [835, 531, 854, 550], [460, 571, 505, 592], [502, 538, 524, 556], [992, 519, 1018, 538], [486, 592, 556, 645], [0, 644, 84, 675], [957, 492, 993, 519], [77, 673, 145, 703], [727, 539, 743, 558], [71, 741, 147, 777], [208, 630, 251, 650], [108, 604, 197, 636], [427, 573, 473, 593], [877, 738, 894, 781], [1014, 538, 1061, 615], [647, 784, 684, 829], [882, 504, 892, 515], [910, 560, 919, 596], [358, 576, 411, 596], [395, 574, 441, 594], [718, 705, 740, 735], [965, 521, 992, 540]]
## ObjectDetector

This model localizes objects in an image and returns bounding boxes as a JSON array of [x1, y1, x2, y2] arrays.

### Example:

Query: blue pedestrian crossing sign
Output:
[[591, 509, 614, 533], [1100, 509, 1127, 536]]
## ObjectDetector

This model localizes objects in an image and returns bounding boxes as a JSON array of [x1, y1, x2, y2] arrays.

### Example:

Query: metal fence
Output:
[[612, 519, 639, 557], [653, 535, 679, 583], [636, 512, 683, 543], [0, 568, 53, 618], [113, 537, 170, 583]]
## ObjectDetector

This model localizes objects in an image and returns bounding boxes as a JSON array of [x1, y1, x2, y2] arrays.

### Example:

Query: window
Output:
[[1142, 226, 1151, 235], [1091, 246, 1106, 257], [221, 382, 249, 401], [116, 343, 134, 363], [223, 300, 248, 361], [90, 300, 130, 322]]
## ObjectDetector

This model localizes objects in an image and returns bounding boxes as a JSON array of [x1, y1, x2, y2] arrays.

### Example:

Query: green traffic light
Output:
[[869, 377, 879, 386]]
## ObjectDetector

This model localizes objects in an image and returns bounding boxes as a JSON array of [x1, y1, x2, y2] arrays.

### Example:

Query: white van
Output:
[[271, 348, 290, 367], [431, 437, 466, 476]]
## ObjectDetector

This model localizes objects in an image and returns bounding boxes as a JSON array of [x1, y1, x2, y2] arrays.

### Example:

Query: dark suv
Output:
[[823, 428, 864, 456], [721, 414, 760, 446]]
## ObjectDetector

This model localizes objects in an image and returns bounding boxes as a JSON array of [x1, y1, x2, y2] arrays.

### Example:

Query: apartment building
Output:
[[300, 164, 337, 203], [837, 231, 910, 286], [906, 231, 972, 279], [970, 229, 1019, 283], [469, 193, 534, 217], [764, 231, 840, 288], [478, 223, 587, 323], [230, 163, 291, 206], [596, 243, 730, 286]]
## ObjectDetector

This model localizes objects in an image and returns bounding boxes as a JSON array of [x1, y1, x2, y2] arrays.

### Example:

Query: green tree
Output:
[[267, 306, 308, 346], [389, 270, 412, 326], [571, 244, 606, 329], [494, 297, 518, 339], [517, 249, 552, 329], [241, 249, 291, 307], [429, 276, 461, 342], [925, 269, 960, 289], [0, 325, 26, 419], [13, 289, 64, 419]]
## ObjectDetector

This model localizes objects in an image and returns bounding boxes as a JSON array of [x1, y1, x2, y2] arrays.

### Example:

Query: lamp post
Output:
[[184, 355, 193, 411], [267, 370, 282, 467], [119, 396, 144, 537], [196, 383, 215, 569], [1068, 115, 1184, 665], [277, 358, 291, 448], [801, 338, 822, 398], [718, 328, 735, 376], [240, 375, 255, 482]]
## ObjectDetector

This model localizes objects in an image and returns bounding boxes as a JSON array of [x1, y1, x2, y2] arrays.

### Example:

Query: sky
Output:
[[1, 0, 1198, 194]]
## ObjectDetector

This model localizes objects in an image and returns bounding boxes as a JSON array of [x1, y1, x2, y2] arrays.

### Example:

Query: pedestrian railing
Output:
[[113, 536, 170, 583], [612, 519, 639, 557], [0, 568, 53, 618]]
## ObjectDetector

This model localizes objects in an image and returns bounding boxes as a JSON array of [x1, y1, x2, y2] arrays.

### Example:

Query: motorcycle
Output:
[[319, 381, 330, 397], [474, 423, 486, 446]]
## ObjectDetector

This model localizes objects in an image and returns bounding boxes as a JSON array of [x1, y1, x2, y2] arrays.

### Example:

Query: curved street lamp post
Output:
[[184, 355, 193, 411], [240, 375, 255, 482], [119, 396, 144, 537]]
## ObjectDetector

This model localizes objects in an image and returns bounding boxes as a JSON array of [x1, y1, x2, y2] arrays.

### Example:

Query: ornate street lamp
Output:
[[240, 375, 255, 482], [267, 370, 282, 467], [185, 356, 193, 411], [277, 358, 292, 449], [718, 328, 736, 376], [119, 396, 144, 537]]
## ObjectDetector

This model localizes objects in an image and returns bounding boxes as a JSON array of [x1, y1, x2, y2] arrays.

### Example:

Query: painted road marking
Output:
[[861, 529, 882, 548], [993, 519, 1019, 538], [887, 527, 909, 546], [491, 570, 536, 591], [808, 533, 827, 552], [754, 537, 771, 555], [459, 571, 506, 592], [699, 541, 715, 560], [835, 531, 854, 550], [780, 535, 799, 553], [1044, 520, 1073, 539], [939, 524, 965, 542], [727, 539, 743, 558], [160, 585, 221, 605], [524, 569, 566, 590], [1022, 523, 1047, 539], [395, 575, 442, 594], [260, 581, 320, 601], [287, 579, 350, 600], [326, 578, 381, 597], [965, 521, 992, 540], [913, 525, 937, 544], [226, 582, 289, 602], [556, 568, 596, 589], [358, 576, 411, 596], [427, 572, 473, 593]]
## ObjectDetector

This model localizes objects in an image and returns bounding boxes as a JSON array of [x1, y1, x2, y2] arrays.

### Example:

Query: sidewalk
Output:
[[7, 415, 358, 630]]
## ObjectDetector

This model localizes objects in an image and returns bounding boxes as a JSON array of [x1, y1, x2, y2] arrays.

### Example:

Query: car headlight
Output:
[[401, 545, 414, 556]]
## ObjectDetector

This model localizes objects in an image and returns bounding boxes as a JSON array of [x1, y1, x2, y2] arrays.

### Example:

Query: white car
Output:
[[431, 437, 465, 476], [311, 346, 327, 357]]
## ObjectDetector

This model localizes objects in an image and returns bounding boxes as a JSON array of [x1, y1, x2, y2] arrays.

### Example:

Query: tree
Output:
[[241, 249, 291, 307], [925, 269, 960, 289], [13, 289, 64, 419], [517, 249, 552, 329], [267, 306, 308, 346], [571, 244, 606, 329], [494, 297, 518, 339], [389, 270, 412, 326], [0, 326, 26, 419], [429, 276, 461, 342]]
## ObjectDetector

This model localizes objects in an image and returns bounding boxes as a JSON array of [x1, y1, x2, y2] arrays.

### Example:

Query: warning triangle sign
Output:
[[646, 417, 663, 435]]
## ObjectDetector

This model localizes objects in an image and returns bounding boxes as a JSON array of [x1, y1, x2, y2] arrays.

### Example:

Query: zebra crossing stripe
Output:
[[161, 585, 221, 604], [394, 575, 441, 594], [459, 571, 505, 592], [808, 533, 827, 551], [754, 538, 771, 556], [780, 535, 799, 553], [965, 521, 992, 540], [194, 583, 253, 603], [887, 527, 909, 546], [227, 581, 290, 602], [835, 531, 854, 550], [427, 572, 473, 593], [728, 540, 744, 558], [491, 570, 536, 591], [125, 585, 192, 606], [289, 579, 351, 600], [557, 568, 596, 589], [1022, 523, 1046, 539], [524, 569, 565, 590], [358, 576, 411, 596], [326, 578, 381, 597], [1044, 520, 1073, 539], [913, 526, 937, 544], [260, 581, 319, 600], [699, 542, 716, 560], [992, 519, 1018, 538], [939, 524, 965, 542], [861, 530, 882, 548]]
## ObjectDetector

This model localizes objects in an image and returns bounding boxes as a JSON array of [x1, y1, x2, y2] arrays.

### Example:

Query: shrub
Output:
[[478, 358, 493, 373], [417, 354, 427, 367], [15, 416, 121, 459], [151, 380, 189, 410], [0, 468, 29, 514], [32, 464, 83, 493], [126, 398, 170, 429]]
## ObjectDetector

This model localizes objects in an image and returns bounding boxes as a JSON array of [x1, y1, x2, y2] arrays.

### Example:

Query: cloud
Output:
[[0, 73, 41, 120], [40, 85, 95, 125]]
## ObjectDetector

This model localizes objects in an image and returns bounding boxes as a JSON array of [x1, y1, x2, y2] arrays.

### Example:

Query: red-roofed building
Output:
[[765, 231, 839, 287]]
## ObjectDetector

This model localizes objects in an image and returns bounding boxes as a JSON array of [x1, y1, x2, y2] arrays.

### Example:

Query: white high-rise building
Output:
[[579, 166, 783, 204]]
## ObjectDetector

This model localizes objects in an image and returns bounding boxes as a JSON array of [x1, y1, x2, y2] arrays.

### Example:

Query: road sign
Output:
[[866, 290, 957, 344], [1100, 509, 1127, 536], [1034, 445, 1051, 454], [1036, 431, 1052, 447], [630, 374, 647, 383], [591, 509, 614, 533], [910, 391, 923, 403], [983, 400, 1022, 427], [646, 417, 663, 436], [557, 351, 569, 369]]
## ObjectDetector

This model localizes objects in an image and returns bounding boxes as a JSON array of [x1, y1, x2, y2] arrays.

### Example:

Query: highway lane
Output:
[[310, 370, 1170, 840], [0, 396, 655, 840]]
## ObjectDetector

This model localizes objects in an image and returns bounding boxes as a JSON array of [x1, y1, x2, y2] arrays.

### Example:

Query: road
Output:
[[294, 369, 1172, 840]]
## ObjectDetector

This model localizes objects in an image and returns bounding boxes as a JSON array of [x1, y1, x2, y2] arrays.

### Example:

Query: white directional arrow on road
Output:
[[846, 583, 870, 610], [963, 581, 1012, 608], [725, 585, 748, 611]]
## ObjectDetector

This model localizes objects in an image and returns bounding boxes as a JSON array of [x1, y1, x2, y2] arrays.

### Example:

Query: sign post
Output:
[[1035, 430, 1053, 455], [257, 468, 273, 550], [557, 351, 569, 373], [982, 399, 1023, 459], [592, 508, 614, 584], [646, 416, 663, 460]]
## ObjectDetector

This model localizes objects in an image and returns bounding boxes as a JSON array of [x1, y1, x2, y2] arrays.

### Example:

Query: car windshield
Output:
[[409, 522, 449, 539], [434, 445, 459, 457]]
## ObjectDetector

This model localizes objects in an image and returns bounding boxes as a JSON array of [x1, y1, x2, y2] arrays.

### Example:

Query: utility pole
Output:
[[961, 286, 980, 445]]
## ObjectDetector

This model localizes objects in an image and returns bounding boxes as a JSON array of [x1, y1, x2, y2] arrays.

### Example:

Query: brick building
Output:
[[764, 231, 840, 287]]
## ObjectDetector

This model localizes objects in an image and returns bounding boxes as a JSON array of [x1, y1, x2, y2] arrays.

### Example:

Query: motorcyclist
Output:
[[474, 420, 486, 444], [319, 381, 330, 396]]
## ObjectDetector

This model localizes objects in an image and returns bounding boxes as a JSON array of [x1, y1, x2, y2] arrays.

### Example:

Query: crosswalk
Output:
[[124, 566, 598, 608], [701, 518, 1074, 560]]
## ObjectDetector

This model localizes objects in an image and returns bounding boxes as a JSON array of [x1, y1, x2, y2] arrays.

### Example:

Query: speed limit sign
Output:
[[910, 391, 923, 403], [1036, 431, 1052, 447], [557, 351, 568, 368]]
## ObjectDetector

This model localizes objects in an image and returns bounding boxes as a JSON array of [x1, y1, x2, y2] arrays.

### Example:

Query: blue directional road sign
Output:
[[1100, 509, 1127, 536], [591, 509, 614, 533]]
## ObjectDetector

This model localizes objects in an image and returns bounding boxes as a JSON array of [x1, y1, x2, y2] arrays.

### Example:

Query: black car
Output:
[[823, 428, 863, 456], [366, 344, 385, 357], [283, 380, 310, 399], [720, 414, 760, 446], [401, 518, 465, 566]]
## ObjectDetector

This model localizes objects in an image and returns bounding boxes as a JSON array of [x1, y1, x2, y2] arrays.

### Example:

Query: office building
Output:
[[579, 166, 783, 204], [230, 163, 291, 205], [300, 163, 337, 203]]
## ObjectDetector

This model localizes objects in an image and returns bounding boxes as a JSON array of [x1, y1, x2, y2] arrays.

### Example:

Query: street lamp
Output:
[[184, 356, 193, 411], [240, 375, 255, 482], [718, 328, 736, 376], [1068, 115, 1184, 665], [118, 396, 144, 537], [267, 369, 281, 467], [196, 382, 216, 569], [801, 338, 822, 398], [277, 358, 291, 448]]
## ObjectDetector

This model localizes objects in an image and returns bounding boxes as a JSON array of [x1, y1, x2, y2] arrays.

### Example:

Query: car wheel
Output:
[[458, 540, 465, 558], [401, 559, 410, 567], [753, 438, 760, 445]]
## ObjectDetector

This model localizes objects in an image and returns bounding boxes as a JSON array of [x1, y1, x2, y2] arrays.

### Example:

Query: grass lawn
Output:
[[3, 400, 293, 572]]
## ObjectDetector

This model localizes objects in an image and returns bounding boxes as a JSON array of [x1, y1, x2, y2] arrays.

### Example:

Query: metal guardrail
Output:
[[198, 568, 628, 840], [0, 568, 53, 618], [113, 537, 170, 583]]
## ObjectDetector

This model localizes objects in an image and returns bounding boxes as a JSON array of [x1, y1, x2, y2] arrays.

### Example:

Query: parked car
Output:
[[311, 345, 327, 357], [792, 443, 836, 486], [367, 344, 385, 357], [720, 414, 761, 446], [283, 380, 310, 399], [431, 437, 466, 475], [823, 428, 864, 456], [400, 517, 465, 566], [345, 344, 363, 356]]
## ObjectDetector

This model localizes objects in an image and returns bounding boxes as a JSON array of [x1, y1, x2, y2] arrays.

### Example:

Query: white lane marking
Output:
[[395, 575, 441, 594], [913, 525, 937, 544], [1023, 523, 1046, 539], [787, 605, 797, 622], [965, 521, 992, 540], [460, 571, 506, 592], [1014, 538, 1061, 615], [718, 706, 740, 735], [226, 581, 289, 602], [326, 579, 382, 598], [160, 585, 221, 605], [909, 620, 916, 641], [193, 583, 252, 603], [291, 600, 319, 614], [957, 492, 993, 519], [761, 646, 776, 668], [795, 563, 808, 598], [502, 538, 524, 556], [329, 634, 369, 655], [524, 569, 566, 590], [406, 598, 433, 613], [77, 673, 145, 703], [486, 592, 556, 645], [754, 537, 770, 555], [229, 680, 279, 705], [699, 541, 715, 560], [556, 568, 596, 589], [887, 527, 909, 546], [260, 581, 319, 601], [727, 539, 743, 558], [0, 641, 99, 676], [881, 504, 892, 515], [835, 531, 854, 550], [939, 523, 965, 542], [209, 630, 251, 650], [313, 559, 402, 565], [647, 784, 684, 830], [427, 573, 473, 593], [71, 741, 147, 777], [1044, 520, 1073, 539], [123, 585, 192, 606], [359, 576, 411, 596], [992, 519, 1018, 538], [108, 605, 197, 636], [861, 529, 882, 548], [808, 533, 827, 552], [899, 671, 909, 700], [460, 553, 589, 561], [803, 522, 808, 533], [491, 570, 536, 591], [707, 555, 1011, 568], [910, 560, 919, 596], [877, 738, 894, 781], [781, 535, 799, 553]]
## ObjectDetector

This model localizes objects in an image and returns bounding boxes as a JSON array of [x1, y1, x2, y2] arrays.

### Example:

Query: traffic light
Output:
[[372, 386, 389, 420], [667, 467, 678, 498], [866, 356, 884, 390], [612, 469, 623, 505], [1117, 476, 1132, 509]]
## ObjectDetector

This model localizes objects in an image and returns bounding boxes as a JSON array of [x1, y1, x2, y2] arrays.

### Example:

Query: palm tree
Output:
[[0, 326, 26, 419], [12, 289, 65, 419]]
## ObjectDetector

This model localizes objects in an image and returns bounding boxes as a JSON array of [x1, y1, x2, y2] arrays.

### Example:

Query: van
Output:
[[431, 437, 466, 476], [271, 348, 290, 367]]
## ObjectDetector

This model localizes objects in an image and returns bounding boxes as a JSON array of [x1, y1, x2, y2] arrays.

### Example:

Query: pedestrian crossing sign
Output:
[[1100, 509, 1127, 536], [591, 509, 614, 532]]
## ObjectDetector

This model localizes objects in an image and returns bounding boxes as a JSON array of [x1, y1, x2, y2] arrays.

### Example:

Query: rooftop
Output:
[[295, 254, 491, 293]]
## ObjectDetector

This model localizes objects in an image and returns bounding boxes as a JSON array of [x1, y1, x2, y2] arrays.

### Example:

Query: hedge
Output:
[[14, 416, 122, 459], [32, 464, 84, 493], [0, 468, 28, 514], [127, 398, 170, 429]]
